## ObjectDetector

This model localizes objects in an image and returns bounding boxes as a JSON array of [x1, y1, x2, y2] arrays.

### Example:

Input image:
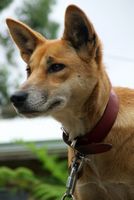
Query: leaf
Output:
[[0, 167, 15, 187], [32, 183, 65, 200]]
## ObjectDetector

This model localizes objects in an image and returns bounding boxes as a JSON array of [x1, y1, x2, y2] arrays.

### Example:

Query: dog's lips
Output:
[[15, 108, 41, 118], [46, 100, 62, 111], [16, 98, 65, 116], [43, 98, 66, 113]]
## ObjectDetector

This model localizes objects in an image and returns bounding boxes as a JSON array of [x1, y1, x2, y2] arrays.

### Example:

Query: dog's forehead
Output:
[[44, 39, 75, 58], [30, 39, 76, 65]]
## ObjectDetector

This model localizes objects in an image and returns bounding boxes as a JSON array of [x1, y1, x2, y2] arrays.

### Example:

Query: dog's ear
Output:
[[6, 18, 45, 63], [63, 5, 102, 63]]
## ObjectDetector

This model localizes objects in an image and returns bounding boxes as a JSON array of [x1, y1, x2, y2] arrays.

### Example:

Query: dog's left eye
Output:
[[48, 63, 65, 73]]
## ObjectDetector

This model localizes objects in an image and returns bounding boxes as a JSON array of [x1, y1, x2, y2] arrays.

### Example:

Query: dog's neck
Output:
[[54, 73, 111, 141], [55, 80, 110, 141]]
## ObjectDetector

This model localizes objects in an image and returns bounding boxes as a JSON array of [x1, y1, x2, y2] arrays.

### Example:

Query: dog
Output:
[[6, 5, 134, 200]]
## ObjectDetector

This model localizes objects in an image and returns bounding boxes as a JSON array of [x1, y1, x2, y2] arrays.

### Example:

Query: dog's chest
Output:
[[75, 158, 134, 200], [76, 180, 134, 200]]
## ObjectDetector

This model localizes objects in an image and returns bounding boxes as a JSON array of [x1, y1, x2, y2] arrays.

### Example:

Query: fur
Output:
[[6, 5, 134, 200]]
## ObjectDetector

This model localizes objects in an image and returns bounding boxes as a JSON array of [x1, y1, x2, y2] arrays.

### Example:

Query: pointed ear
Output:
[[63, 5, 102, 62], [6, 18, 45, 63]]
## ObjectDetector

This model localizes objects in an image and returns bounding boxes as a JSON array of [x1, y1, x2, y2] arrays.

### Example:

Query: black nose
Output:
[[10, 91, 28, 107]]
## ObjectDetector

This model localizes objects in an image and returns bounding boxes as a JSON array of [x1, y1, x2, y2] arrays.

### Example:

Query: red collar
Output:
[[63, 89, 119, 155]]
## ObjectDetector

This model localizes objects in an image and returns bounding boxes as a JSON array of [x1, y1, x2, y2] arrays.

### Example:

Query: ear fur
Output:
[[63, 5, 102, 63], [6, 18, 45, 63]]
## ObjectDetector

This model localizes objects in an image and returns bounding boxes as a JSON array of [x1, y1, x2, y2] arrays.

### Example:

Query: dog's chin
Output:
[[18, 111, 42, 118], [16, 98, 66, 118]]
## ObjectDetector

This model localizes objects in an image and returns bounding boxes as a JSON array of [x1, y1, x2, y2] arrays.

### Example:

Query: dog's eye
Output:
[[48, 63, 65, 73], [26, 66, 31, 77]]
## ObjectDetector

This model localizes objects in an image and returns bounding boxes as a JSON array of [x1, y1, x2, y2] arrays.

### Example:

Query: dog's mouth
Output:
[[17, 98, 65, 117], [46, 99, 62, 110]]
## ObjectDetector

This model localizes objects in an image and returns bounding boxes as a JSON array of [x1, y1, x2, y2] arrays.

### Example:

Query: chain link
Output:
[[61, 193, 75, 200], [61, 152, 85, 200]]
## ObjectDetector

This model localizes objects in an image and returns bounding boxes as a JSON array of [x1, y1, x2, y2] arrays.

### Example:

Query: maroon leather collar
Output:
[[63, 89, 119, 155]]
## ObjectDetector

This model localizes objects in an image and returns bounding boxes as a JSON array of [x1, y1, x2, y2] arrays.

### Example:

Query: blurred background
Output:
[[0, 0, 134, 199]]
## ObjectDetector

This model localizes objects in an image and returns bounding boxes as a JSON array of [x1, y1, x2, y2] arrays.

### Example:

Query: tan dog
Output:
[[6, 5, 134, 200]]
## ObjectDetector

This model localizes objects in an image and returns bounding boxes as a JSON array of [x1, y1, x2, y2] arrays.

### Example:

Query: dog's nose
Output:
[[10, 91, 28, 107]]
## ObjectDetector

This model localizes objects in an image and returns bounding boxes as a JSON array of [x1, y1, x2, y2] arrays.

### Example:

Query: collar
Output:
[[63, 89, 119, 155]]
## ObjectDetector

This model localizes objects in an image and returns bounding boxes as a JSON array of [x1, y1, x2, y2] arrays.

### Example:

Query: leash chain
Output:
[[61, 152, 85, 200]]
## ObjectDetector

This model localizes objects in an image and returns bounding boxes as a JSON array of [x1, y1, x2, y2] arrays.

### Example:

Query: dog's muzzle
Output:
[[10, 89, 66, 116]]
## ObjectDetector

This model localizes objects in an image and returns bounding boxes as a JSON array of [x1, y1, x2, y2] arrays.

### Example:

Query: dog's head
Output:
[[6, 5, 103, 118]]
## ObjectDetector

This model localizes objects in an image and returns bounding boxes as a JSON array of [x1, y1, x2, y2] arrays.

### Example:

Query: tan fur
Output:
[[6, 5, 134, 200]]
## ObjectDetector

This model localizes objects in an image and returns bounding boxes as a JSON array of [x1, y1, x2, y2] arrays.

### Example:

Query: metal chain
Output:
[[61, 152, 85, 200], [61, 194, 75, 200]]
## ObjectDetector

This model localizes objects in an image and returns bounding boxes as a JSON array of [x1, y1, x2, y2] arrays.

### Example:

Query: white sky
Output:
[[0, 0, 134, 143]]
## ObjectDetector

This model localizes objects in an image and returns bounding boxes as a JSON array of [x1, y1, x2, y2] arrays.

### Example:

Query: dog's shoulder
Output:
[[114, 87, 134, 106]]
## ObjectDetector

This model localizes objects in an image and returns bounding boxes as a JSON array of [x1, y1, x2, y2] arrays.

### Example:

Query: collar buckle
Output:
[[71, 140, 77, 148]]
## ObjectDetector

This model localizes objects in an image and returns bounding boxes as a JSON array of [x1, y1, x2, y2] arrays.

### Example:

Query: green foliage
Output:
[[24, 142, 68, 199], [28, 143, 67, 183], [17, 0, 59, 39], [0, 67, 9, 105], [0, 0, 13, 11], [0, 0, 15, 108], [33, 183, 65, 200], [0, 143, 67, 200], [0, 167, 15, 187], [0, 167, 36, 190]]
